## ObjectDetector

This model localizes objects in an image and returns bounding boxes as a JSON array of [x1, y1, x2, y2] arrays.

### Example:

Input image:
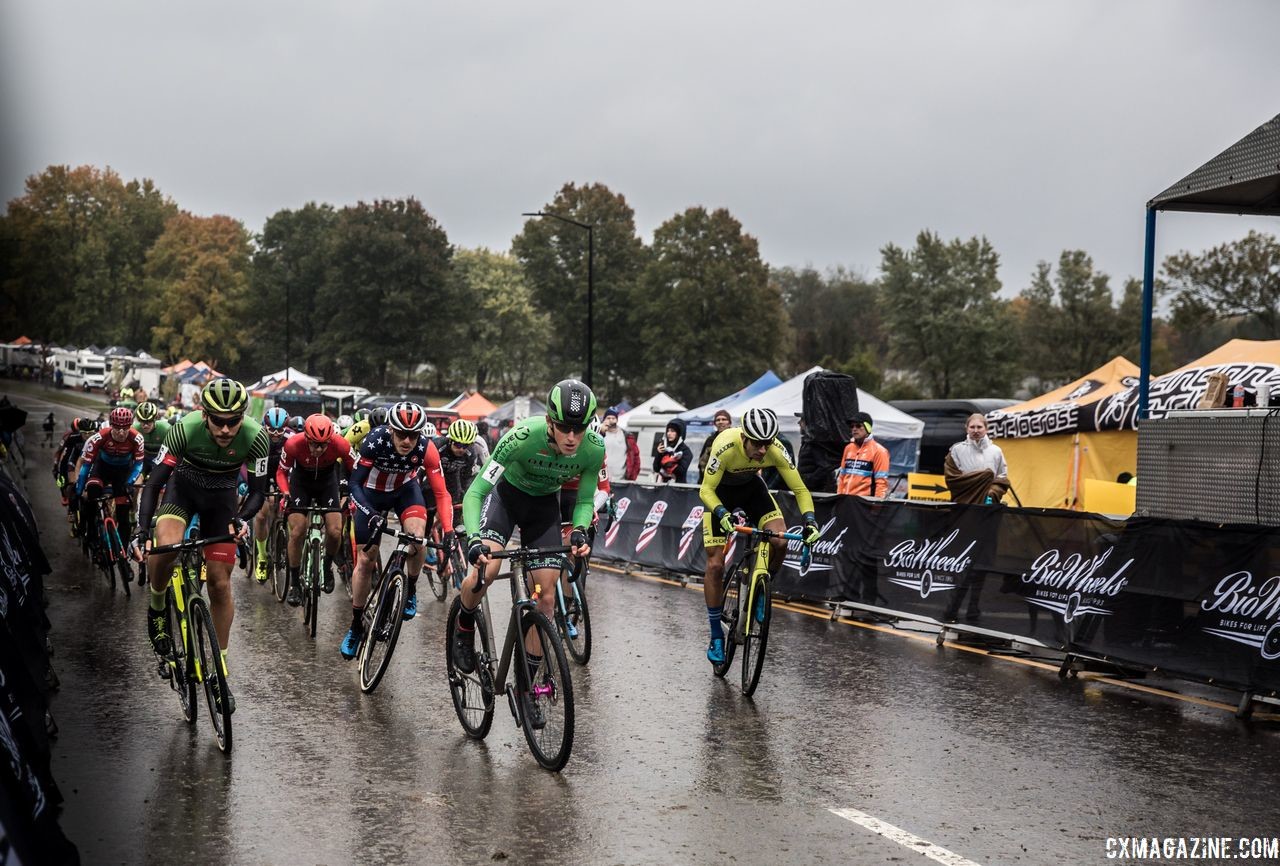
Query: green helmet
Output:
[[547, 378, 596, 427], [201, 377, 248, 415], [352, 409, 369, 423], [134, 401, 159, 422]]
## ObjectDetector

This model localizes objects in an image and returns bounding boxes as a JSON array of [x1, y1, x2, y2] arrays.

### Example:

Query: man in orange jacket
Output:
[[835, 411, 889, 497]]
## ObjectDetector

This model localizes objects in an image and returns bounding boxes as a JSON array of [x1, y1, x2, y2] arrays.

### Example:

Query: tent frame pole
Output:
[[1138, 207, 1157, 421]]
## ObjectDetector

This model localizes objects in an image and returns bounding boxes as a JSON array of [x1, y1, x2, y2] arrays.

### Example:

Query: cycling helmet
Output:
[[422, 421, 437, 438], [370, 407, 390, 427], [303, 414, 334, 443], [68, 418, 81, 432], [547, 378, 596, 427], [352, 409, 369, 423], [447, 419, 478, 445], [200, 377, 248, 415], [290, 415, 305, 433], [109, 406, 134, 429], [77, 417, 98, 432], [264, 407, 290, 431], [134, 401, 159, 423], [741, 407, 779, 443], [336, 414, 354, 431], [388, 401, 427, 433]]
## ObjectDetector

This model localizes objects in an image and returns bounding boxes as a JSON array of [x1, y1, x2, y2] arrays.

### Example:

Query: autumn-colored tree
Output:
[[146, 213, 253, 367]]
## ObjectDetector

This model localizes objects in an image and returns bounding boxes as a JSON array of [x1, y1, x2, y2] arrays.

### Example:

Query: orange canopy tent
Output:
[[450, 392, 498, 421]]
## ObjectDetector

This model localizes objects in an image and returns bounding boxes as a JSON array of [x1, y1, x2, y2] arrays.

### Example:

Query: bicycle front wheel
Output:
[[358, 570, 405, 694], [517, 609, 574, 772], [304, 537, 321, 639], [712, 566, 742, 679], [190, 596, 232, 753], [740, 573, 772, 697], [445, 596, 494, 739], [116, 557, 133, 598], [271, 521, 289, 603], [167, 589, 198, 724]]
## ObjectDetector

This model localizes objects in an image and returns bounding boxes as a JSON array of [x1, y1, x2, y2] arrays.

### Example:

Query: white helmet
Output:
[[422, 421, 438, 438], [336, 414, 354, 431], [741, 407, 779, 443]]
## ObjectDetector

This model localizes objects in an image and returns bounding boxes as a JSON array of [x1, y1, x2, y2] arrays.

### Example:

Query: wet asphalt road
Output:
[[14, 394, 1280, 865]]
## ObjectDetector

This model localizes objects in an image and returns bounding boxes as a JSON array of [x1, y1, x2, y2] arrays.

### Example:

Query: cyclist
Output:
[[698, 407, 821, 665], [53, 418, 95, 514], [343, 406, 386, 454], [75, 407, 145, 550], [277, 413, 356, 605], [336, 414, 354, 435], [132, 402, 171, 477], [453, 379, 604, 726], [341, 401, 446, 658], [555, 414, 613, 637], [429, 419, 484, 581], [133, 378, 271, 714], [251, 407, 292, 582], [289, 415, 305, 434]]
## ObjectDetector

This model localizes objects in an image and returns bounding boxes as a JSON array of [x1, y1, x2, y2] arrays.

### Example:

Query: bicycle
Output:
[[355, 522, 444, 694], [712, 524, 809, 697], [147, 532, 237, 754], [334, 504, 356, 599], [86, 493, 133, 597], [445, 543, 575, 771], [422, 519, 451, 603], [248, 484, 281, 584], [293, 505, 332, 639]]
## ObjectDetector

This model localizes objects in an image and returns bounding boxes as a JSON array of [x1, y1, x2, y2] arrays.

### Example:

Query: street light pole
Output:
[[523, 211, 594, 389]]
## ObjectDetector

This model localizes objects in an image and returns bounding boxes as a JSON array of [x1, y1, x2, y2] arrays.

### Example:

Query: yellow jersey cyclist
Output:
[[344, 406, 387, 454], [699, 407, 821, 665], [131, 378, 272, 714]]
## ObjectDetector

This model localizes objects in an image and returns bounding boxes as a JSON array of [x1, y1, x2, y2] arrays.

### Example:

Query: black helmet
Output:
[[370, 407, 390, 427], [547, 379, 597, 427]]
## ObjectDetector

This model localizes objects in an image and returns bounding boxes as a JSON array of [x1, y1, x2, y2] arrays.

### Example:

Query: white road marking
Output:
[[829, 807, 984, 866]]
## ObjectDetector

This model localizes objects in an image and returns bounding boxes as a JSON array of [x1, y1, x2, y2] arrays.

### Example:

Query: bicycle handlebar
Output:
[[361, 522, 447, 553], [148, 534, 236, 555], [732, 525, 806, 542], [487, 545, 573, 560]]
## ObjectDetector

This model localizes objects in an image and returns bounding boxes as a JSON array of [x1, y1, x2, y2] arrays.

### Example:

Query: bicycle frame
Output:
[[482, 546, 572, 700]]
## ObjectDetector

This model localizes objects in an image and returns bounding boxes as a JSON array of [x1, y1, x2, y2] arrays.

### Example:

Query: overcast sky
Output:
[[3, 0, 1278, 296]]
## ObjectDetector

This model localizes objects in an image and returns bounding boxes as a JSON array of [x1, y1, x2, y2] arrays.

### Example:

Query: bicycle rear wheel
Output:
[[445, 596, 494, 739], [448, 545, 467, 591], [271, 521, 289, 603], [358, 570, 405, 693], [712, 565, 742, 679], [740, 573, 771, 697], [116, 557, 133, 598], [425, 559, 448, 602], [304, 537, 321, 639], [517, 609, 574, 772], [167, 589, 198, 724], [556, 576, 591, 666], [190, 595, 232, 753]]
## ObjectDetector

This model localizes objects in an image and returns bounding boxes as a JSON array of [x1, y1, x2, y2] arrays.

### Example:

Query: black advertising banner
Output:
[[596, 482, 1280, 694]]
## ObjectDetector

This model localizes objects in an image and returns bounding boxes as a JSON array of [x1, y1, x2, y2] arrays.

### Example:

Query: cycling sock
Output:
[[255, 537, 266, 557], [219, 648, 228, 674], [458, 603, 477, 630], [288, 566, 300, 582], [149, 589, 166, 612], [407, 573, 418, 594], [707, 605, 724, 642], [351, 606, 364, 632], [525, 652, 542, 688]]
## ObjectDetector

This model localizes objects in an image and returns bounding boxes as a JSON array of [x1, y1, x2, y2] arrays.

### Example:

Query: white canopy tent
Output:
[[247, 367, 321, 391], [617, 391, 686, 432]]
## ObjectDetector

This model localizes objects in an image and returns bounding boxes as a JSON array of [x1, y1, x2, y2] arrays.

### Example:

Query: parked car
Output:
[[889, 399, 1018, 475]]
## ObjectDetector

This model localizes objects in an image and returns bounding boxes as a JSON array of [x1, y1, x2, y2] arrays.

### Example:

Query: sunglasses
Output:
[[744, 437, 773, 448], [391, 429, 419, 442], [206, 413, 244, 430], [551, 420, 587, 435]]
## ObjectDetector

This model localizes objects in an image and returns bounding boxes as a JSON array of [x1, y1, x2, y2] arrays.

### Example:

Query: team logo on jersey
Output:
[[678, 506, 704, 560], [228, 448, 236, 457], [634, 501, 667, 554], [605, 497, 631, 547]]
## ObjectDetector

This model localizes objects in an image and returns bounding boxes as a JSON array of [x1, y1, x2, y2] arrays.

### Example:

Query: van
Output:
[[889, 399, 1017, 474]]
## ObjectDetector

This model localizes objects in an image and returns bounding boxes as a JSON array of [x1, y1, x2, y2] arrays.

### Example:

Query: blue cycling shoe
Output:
[[706, 638, 725, 665], [754, 593, 767, 623], [425, 547, 438, 566], [402, 593, 418, 620], [340, 628, 362, 660]]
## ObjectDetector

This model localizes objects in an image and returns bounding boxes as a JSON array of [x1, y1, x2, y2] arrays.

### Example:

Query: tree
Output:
[[636, 207, 785, 406], [1160, 230, 1280, 346], [448, 248, 552, 396], [247, 203, 338, 376], [146, 213, 254, 368], [776, 264, 885, 379], [0, 165, 176, 347], [879, 231, 1018, 398], [511, 182, 648, 400], [1016, 250, 1124, 385], [318, 198, 454, 387]]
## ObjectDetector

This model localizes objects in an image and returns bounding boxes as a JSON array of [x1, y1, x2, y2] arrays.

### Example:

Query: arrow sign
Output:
[[910, 482, 947, 494], [907, 472, 952, 502]]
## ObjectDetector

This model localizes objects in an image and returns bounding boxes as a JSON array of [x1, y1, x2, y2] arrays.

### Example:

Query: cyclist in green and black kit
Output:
[[132, 378, 271, 714], [452, 379, 605, 693], [132, 401, 171, 477]]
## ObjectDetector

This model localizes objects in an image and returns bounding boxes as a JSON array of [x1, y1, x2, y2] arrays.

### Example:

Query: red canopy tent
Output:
[[450, 392, 498, 421]]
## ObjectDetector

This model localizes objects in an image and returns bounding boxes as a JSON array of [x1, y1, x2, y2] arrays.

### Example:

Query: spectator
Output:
[[653, 418, 693, 484], [697, 409, 732, 479], [943, 413, 1009, 504], [600, 406, 640, 482], [797, 414, 843, 494], [835, 412, 890, 497]]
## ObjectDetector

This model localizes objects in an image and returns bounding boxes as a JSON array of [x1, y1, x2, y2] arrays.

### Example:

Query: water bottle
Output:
[[1232, 384, 1245, 408]]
